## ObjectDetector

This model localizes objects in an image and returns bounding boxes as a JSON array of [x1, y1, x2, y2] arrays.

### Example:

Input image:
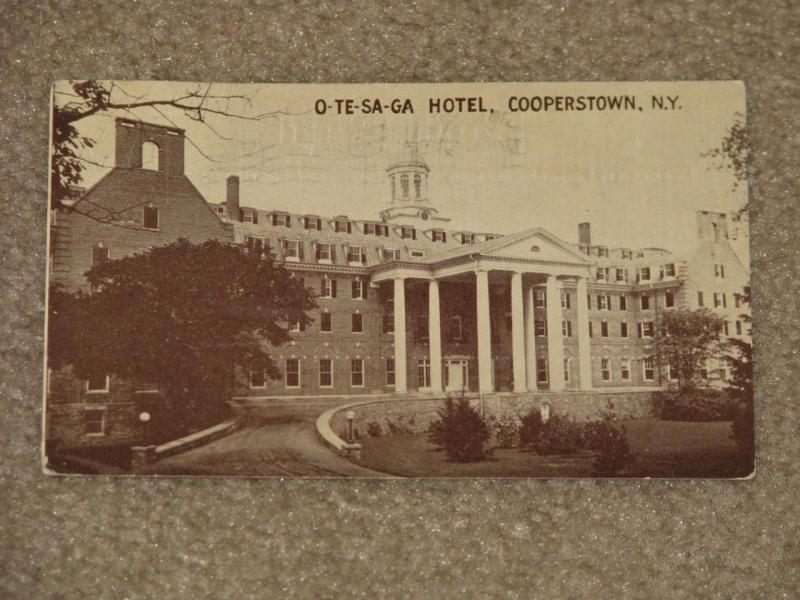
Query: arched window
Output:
[[414, 174, 422, 199], [400, 174, 409, 198], [391, 175, 396, 201], [141, 141, 159, 171]]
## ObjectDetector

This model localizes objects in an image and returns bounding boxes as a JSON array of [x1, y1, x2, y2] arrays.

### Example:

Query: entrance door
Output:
[[445, 360, 468, 392]]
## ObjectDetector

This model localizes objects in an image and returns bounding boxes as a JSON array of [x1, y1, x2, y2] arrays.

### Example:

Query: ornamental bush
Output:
[[588, 418, 634, 476], [518, 411, 581, 455], [492, 414, 519, 449], [428, 395, 490, 462], [654, 388, 737, 422]]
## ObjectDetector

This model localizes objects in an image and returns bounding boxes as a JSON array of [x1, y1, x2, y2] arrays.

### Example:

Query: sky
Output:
[[54, 80, 749, 262]]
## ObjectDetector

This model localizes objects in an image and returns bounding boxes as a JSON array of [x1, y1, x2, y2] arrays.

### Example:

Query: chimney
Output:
[[226, 175, 240, 221], [578, 222, 591, 252]]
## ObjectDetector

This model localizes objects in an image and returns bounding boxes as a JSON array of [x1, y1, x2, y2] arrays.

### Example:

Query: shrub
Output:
[[366, 421, 383, 437], [386, 417, 412, 435], [588, 419, 634, 476], [493, 414, 519, 449], [731, 397, 755, 463], [518, 411, 581, 455], [653, 388, 737, 422], [428, 395, 490, 462]]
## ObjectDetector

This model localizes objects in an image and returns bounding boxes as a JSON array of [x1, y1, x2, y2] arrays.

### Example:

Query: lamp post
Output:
[[346, 410, 356, 443]]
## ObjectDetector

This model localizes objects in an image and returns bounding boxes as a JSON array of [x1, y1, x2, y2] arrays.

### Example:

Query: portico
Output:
[[370, 228, 595, 394]]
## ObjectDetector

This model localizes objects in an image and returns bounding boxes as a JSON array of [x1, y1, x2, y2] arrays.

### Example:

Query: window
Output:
[[250, 369, 266, 389], [83, 409, 106, 436], [285, 359, 300, 388], [304, 216, 322, 230], [587, 294, 592, 310], [664, 263, 676, 278], [143, 205, 159, 230], [597, 247, 609, 258], [382, 248, 399, 262], [640, 295, 650, 310], [320, 277, 336, 298], [288, 317, 302, 333], [560, 290, 571, 309], [460, 232, 475, 245], [616, 268, 626, 282], [713, 292, 722, 308], [351, 359, 364, 387], [667, 363, 678, 381], [621, 359, 631, 381], [320, 312, 332, 332], [92, 245, 109, 266], [86, 373, 109, 393], [600, 321, 609, 337], [352, 313, 363, 333], [643, 357, 655, 381], [418, 359, 431, 388], [432, 229, 447, 242], [621, 249, 632, 259], [449, 315, 464, 341], [352, 278, 366, 299], [347, 245, 365, 265], [665, 291, 675, 308], [272, 213, 291, 227], [282, 239, 301, 261], [697, 291, 705, 307], [722, 293, 727, 308], [700, 360, 710, 380], [619, 295, 627, 311], [714, 264, 725, 279], [383, 310, 394, 334], [141, 141, 159, 170], [410, 250, 426, 258], [417, 314, 429, 341], [400, 174, 409, 198], [414, 174, 422, 198], [535, 319, 547, 336], [400, 226, 416, 240], [589, 322, 593, 337], [391, 175, 396, 201], [335, 218, 352, 233], [562, 320, 572, 337], [386, 358, 395, 386], [597, 295, 607, 310], [723, 321, 730, 336], [315, 242, 333, 263], [319, 359, 333, 387], [536, 358, 548, 383], [601, 358, 611, 381], [535, 289, 546, 308], [246, 236, 268, 256], [712, 222, 720, 242], [736, 320, 743, 336], [620, 321, 628, 338], [596, 268, 605, 281], [563, 358, 570, 383]]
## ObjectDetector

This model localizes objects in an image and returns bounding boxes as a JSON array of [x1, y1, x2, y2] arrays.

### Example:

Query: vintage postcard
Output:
[[44, 81, 752, 478]]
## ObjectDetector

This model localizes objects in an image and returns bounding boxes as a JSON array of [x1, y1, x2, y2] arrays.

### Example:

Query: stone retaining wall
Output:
[[328, 391, 655, 441]]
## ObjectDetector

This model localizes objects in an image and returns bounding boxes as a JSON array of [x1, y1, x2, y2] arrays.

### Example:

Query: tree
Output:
[[659, 308, 726, 390], [702, 111, 749, 219], [51, 80, 261, 214], [725, 286, 754, 460], [48, 239, 317, 426], [428, 394, 490, 462]]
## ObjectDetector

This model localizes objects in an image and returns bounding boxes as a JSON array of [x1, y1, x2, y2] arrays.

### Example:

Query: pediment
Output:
[[483, 229, 590, 264]]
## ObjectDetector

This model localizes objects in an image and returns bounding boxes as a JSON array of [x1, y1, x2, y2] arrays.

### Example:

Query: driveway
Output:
[[141, 402, 390, 477]]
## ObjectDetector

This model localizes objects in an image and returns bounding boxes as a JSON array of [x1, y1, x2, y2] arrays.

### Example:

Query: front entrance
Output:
[[444, 359, 469, 392]]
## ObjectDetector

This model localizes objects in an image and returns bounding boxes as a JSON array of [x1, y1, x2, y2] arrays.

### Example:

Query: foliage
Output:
[[702, 112, 748, 192], [48, 239, 317, 426], [586, 418, 634, 476], [428, 395, 490, 462], [518, 411, 581, 455], [659, 308, 726, 390], [653, 388, 737, 422], [492, 414, 519, 449], [366, 421, 383, 437], [725, 285, 754, 458]]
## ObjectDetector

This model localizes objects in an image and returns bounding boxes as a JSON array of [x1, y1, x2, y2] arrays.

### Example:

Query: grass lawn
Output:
[[354, 419, 752, 478]]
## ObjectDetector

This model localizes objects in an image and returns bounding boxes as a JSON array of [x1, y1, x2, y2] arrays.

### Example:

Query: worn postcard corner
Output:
[[43, 80, 753, 479]]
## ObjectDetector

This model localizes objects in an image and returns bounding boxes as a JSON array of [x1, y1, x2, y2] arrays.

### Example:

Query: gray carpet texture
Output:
[[1, 1, 799, 598]]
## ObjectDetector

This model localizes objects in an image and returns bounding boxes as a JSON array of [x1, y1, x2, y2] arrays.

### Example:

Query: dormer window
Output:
[[141, 141, 159, 171], [314, 242, 333, 263], [304, 216, 322, 230], [665, 263, 676, 278], [335, 218, 352, 233], [347, 245, 366, 265], [432, 229, 446, 243], [400, 226, 416, 240], [382, 248, 399, 262], [241, 209, 256, 224], [579, 244, 590, 255], [621, 249, 632, 260], [411, 250, 426, 258], [282, 239, 302, 262], [272, 212, 291, 227], [364, 222, 389, 236], [597, 246, 609, 257], [482, 234, 498, 242], [460, 232, 475, 245]]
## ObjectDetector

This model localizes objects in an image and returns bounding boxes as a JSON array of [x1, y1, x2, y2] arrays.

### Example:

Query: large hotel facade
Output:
[[47, 118, 750, 448]]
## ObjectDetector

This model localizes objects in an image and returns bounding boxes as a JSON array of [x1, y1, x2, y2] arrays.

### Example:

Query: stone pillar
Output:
[[428, 279, 443, 393], [524, 283, 537, 390], [545, 275, 566, 391], [575, 276, 593, 390], [510, 272, 526, 393], [476, 269, 493, 393], [393, 277, 408, 393]]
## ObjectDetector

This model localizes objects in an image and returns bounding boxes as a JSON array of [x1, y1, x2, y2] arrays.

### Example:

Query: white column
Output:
[[510, 272, 526, 393], [393, 277, 407, 393], [545, 275, 566, 391], [524, 283, 537, 390], [575, 276, 593, 390], [476, 269, 493, 393], [428, 279, 443, 393]]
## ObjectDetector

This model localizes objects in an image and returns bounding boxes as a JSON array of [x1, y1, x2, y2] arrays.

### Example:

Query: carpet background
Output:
[[1, 1, 798, 598]]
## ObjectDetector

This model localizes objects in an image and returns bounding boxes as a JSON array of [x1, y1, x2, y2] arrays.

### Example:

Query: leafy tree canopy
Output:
[[659, 308, 726, 390], [49, 239, 317, 409]]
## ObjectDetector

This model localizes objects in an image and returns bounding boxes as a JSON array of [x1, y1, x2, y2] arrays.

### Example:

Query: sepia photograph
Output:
[[44, 80, 752, 478]]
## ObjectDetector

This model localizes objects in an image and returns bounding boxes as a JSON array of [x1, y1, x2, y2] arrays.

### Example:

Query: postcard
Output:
[[44, 80, 752, 477]]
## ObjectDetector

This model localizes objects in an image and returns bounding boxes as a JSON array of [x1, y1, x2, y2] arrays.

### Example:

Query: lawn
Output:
[[353, 419, 751, 478]]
